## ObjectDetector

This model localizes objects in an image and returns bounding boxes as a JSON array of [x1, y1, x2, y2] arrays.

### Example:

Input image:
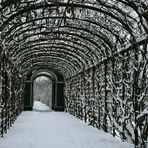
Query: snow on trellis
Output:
[[0, 0, 148, 147], [65, 49, 148, 147]]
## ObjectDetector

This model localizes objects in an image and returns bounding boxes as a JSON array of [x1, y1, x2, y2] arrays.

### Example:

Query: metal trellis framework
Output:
[[0, 0, 148, 147]]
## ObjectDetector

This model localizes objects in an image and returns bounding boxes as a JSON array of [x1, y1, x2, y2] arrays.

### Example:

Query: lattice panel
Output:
[[65, 45, 148, 147], [0, 55, 24, 137]]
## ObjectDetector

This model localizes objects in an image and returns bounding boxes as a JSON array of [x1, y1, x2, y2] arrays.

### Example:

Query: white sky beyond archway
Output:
[[33, 76, 52, 111]]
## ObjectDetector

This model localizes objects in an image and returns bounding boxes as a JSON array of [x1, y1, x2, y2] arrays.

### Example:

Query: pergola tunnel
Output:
[[0, 0, 148, 148], [33, 76, 52, 111]]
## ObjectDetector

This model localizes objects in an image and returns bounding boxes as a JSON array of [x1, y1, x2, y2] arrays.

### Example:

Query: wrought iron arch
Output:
[[0, 1, 147, 147]]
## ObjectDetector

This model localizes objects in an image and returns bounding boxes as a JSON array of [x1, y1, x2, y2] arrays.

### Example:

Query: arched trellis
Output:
[[0, 0, 148, 147], [1, 0, 147, 77]]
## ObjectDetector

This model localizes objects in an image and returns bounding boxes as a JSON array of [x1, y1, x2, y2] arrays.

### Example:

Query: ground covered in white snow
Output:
[[33, 101, 52, 111], [0, 111, 133, 148]]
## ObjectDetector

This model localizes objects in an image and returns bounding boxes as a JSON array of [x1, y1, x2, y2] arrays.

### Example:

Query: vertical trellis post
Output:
[[1, 53, 6, 136], [82, 70, 87, 123], [121, 53, 126, 140], [92, 66, 95, 127], [140, 43, 148, 148], [103, 60, 108, 132], [133, 47, 140, 148], [112, 57, 116, 137]]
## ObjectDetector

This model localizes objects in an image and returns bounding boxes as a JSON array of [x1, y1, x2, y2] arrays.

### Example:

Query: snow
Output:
[[33, 101, 52, 112], [0, 111, 133, 148]]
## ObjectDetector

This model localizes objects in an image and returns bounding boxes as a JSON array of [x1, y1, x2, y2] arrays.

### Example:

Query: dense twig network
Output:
[[0, 0, 148, 148]]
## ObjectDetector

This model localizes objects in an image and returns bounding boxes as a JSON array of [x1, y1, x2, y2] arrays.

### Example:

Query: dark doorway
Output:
[[24, 70, 65, 111]]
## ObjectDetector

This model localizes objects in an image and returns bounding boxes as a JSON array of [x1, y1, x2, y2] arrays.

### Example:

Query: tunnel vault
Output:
[[0, 0, 148, 147]]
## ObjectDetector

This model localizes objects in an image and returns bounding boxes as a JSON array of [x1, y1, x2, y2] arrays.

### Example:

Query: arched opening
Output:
[[33, 76, 52, 111], [24, 70, 65, 111]]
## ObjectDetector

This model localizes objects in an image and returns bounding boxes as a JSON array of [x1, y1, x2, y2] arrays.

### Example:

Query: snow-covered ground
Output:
[[0, 111, 133, 148], [33, 101, 52, 112]]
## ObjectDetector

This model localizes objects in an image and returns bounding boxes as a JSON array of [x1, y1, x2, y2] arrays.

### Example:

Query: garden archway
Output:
[[24, 70, 65, 111]]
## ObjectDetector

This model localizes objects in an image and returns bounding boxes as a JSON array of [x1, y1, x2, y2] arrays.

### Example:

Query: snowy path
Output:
[[0, 111, 133, 148]]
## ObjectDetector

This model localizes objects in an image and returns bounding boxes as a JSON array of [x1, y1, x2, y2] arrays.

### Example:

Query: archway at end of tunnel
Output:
[[33, 76, 53, 111], [23, 70, 65, 111]]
